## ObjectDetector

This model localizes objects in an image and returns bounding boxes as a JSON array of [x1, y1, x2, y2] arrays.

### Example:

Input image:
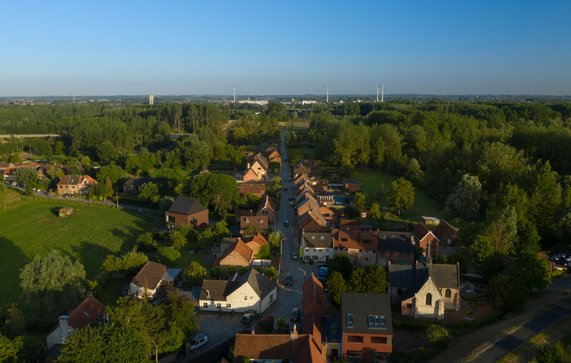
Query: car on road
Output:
[[288, 195, 294, 201], [283, 186, 288, 191], [318, 266, 328, 281], [291, 251, 298, 260], [285, 273, 293, 286], [284, 220, 289, 227], [189, 333, 208, 350], [290, 307, 300, 322], [289, 201, 294, 207], [241, 313, 256, 324]]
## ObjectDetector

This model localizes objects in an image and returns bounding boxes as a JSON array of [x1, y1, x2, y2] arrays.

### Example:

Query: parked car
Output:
[[318, 266, 328, 281], [241, 313, 256, 324], [283, 186, 288, 191], [290, 307, 300, 322], [288, 195, 294, 201], [189, 333, 208, 350], [284, 220, 289, 227], [291, 251, 298, 260], [285, 273, 293, 286]]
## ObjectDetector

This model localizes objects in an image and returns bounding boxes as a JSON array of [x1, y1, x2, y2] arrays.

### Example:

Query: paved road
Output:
[[183, 129, 318, 362], [430, 291, 571, 363]]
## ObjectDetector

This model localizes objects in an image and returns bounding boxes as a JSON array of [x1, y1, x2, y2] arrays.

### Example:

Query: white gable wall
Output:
[[414, 277, 445, 320]]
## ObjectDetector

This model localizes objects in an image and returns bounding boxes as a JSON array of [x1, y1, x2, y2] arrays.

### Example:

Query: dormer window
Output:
[[346, 314, 353, 328]]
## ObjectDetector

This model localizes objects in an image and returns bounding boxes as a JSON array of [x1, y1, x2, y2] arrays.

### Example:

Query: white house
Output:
[[129, 261, 181, 299], [301, 231, 333, 263], [199, 269, 277, 314]]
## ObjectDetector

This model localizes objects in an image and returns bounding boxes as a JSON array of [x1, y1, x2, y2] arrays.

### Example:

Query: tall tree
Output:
[[445, 174, 482, 220], [387, 177, 414, 215], [185, 173, 239, 217], [326, 271, 347, 305], [19, 250, 86, 314], [512, 252, 551, 295]]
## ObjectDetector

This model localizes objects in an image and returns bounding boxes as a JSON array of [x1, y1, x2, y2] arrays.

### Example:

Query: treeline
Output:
[[291, 101, 571, 249]]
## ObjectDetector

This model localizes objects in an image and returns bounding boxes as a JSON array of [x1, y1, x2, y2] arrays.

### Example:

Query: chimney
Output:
[[86, 291, 94, 298], [58, 315, 70, 334], [205, 289, 210, 299], [291, 323, 298, 338], [232, 272, 239, 282], [251, 328, 255, 335]]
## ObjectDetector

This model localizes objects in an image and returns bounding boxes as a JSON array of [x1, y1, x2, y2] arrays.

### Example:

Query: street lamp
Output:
[[151, 339, 158, 363]]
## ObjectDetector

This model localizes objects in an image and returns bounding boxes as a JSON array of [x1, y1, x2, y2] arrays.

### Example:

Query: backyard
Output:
[[0, 196, 162, 305], [352, 169, 445, 222]]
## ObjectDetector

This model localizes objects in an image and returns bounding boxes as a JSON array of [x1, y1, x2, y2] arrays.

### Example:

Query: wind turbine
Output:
[[325, 85, 329, 103]]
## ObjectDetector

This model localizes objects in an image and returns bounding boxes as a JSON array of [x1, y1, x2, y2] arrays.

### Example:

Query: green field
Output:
[[0, 196, 161, 304], [352, 169, 445, 222]]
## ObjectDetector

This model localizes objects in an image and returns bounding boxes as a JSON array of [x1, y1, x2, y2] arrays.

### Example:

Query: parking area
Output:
[[184, 311, 248, 361]]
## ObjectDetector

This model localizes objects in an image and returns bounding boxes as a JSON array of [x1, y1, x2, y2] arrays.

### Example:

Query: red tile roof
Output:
[[68, 296, 106, 330]]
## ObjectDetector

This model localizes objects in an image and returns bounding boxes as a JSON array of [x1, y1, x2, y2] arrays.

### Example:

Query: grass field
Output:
[[352, 169, 445, 222], [0, 196, 161, 305]]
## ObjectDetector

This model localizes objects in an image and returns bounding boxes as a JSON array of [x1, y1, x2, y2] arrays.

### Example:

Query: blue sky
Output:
[[1, 0, 570, 96]]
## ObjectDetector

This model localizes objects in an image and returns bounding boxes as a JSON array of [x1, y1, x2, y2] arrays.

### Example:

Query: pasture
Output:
[[0, 197, 161, 304]]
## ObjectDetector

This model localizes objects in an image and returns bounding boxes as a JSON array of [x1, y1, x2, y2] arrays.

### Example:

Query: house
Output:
[[199, 269, 277, 314], [57, 175, 98, 195], [233, 328, 325, 363], [240, 215, 269, 232], [411, 223, 439, 257], [165, 196, 209, 229], [238, 182, 265, 198], [122, 177, 151, 195], [46, 295, 106, 350], [377, 235, 416, 266], [332, 223, 377, 266], [301, 230, 334, 263], [341, 292, 393, 362], [389, 257, 461, 320], [263, 145, 282, 164], [433, 220, 459, 246], [293, 160, 319, 178], [129, 261, 182, 299], [244, 153, 269, 182], [256, 195, 276, 223], [213, 234, 268, 267], [343, 178, 362, 193]]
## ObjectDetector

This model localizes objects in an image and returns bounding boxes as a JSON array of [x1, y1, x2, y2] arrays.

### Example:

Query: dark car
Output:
[[288, 195, 294, 201], [285, 273, 293, 286], [241, 313, 256, 324], [284, 220, 289, 227]]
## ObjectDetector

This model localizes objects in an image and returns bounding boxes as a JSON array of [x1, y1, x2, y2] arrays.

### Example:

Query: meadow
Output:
[[0, 194, 161, 304]]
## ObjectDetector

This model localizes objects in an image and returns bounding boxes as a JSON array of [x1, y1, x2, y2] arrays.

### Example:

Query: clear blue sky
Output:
[[1, 0, 570, 96]]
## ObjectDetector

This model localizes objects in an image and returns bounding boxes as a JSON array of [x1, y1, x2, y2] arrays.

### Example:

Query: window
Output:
[[313, 256, 318, 260], [203, 303, 207, 308], [305, 248, 309, 252], [346, 314, 354, 328], [216, 303, 221, 308], [244, 296, 248, 300], [166, 215, 175, 223], [226, 304, 231, 308], [445, 289, 452, 298], [426, 293, 432, 306], [269, 293, 274, 303], [371, 336, 388, 344], [347, 335, 363, 343]]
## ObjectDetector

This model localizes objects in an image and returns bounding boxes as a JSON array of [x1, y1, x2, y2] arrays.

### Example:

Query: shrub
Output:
[[426, 324, 449, 347], [158, 246, 181, 262]]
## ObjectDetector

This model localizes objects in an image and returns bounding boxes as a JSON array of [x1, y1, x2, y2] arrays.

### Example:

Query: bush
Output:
[[426, 324, 449, 347], [158, 246, 181, 262], [182, 261, 207, 287]]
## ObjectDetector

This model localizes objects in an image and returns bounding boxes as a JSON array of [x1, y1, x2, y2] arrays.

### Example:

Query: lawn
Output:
[[0, 197, 162, 305], [352, 169, 445, 222]]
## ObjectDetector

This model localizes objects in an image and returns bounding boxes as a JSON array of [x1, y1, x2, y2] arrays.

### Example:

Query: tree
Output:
[[0, 333, 23, 362], [162, 286, 199, 338], [185, 173, 240, 217], [96, 163, 124, 185], [136, 232, 156, 249], [170, 230, 188, 251], [370, 202, 382, 219], [58, 324, 149, 363], [476, 142, 527, 193], [19, 250, 86, 314], [445, 174, 482, 220], [139, 182, 160, 203], [267, 231, 283, 256], [512, 252, 551, 295], [353, 192, 368, 212], [12, 167, 38, 188], [387, 177, 414, 215], [487, 273, 526, 312], [0, 303, 25, 338], [182, 261, 208, 286], [327, 254, 353, 279], [349, 265, 388, 294], [426, 324, 449, 347], [255, 244, 271, 259], [327, 271, 347, 305], [484, 205, 518, 256], [527, 160, 562, 232]]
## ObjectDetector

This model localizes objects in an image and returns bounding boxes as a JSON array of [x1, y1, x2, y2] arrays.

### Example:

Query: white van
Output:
[[189, 333, 208, 351]]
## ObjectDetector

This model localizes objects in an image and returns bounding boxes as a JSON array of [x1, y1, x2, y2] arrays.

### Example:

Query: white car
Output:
[[189, 333, 208, 351]]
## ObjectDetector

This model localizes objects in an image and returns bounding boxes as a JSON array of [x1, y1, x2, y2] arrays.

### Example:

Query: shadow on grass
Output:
[[0, 236, 30, 307]]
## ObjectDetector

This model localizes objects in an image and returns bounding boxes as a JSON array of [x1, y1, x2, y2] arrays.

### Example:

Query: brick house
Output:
[[57, 175, 98, 195], [341, 292, 393, 362], [165, 196, 209, 229], [256, 195, 276, 223], [238, 182, 266, 198], [411, 223, 439, 257]]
